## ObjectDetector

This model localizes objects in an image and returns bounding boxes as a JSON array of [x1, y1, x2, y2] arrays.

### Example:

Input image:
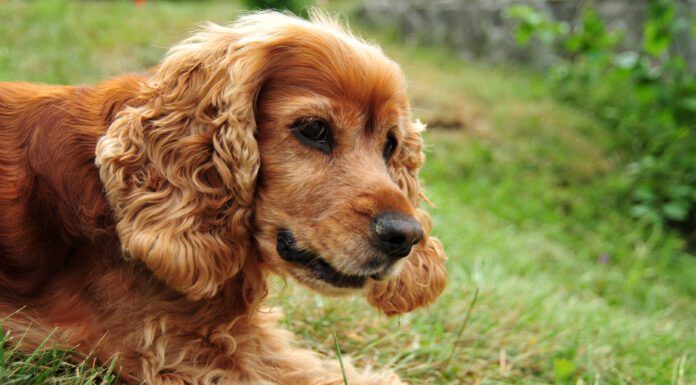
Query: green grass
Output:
[[0, 322, 119, 384], [1, 1, 694, 384]]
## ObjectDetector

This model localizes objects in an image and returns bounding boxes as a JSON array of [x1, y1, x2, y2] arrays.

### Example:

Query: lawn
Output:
[[0, 1, 694, 384]]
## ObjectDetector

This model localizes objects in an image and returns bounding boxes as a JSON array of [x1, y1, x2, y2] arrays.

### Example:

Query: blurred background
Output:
[[0, 0, 694, 384]]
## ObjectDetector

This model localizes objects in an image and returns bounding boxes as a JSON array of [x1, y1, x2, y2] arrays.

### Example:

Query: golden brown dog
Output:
[[0, 11, 446, 384]]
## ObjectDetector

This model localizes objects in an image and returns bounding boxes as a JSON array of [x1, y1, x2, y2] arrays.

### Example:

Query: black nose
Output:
[[373, 212, 424, 259]]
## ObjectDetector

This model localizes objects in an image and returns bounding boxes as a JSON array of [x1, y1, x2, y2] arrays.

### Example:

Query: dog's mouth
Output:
[[276, 230, 384, 289]]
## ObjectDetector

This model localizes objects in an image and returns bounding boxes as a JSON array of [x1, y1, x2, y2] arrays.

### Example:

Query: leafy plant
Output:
[[508, 0, 696, 236], [507, 5, 569, 46], [241, 0, 314, 17]]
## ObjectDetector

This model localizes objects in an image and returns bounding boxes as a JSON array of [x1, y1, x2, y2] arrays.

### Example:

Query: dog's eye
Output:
[[292, 118, 333, 153], [383, 133, 397, 161]]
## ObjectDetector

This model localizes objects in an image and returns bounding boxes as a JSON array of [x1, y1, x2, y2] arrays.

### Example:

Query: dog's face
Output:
[[98, 12, 445, 307], [253, 32, 423, 294]]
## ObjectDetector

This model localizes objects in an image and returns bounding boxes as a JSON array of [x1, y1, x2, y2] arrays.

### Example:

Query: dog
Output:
[[0, 11, 447, 384]]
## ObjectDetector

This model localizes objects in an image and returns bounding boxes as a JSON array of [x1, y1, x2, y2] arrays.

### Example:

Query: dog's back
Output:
[[0, 78, 143, 295]]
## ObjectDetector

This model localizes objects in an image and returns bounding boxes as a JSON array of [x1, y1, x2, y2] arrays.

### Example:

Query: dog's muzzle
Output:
[[276, 230, 384, 288]]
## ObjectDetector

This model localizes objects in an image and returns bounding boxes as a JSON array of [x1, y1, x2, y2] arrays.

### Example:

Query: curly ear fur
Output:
[[96, 22, 272, 299], [367, 120, 448, 316]]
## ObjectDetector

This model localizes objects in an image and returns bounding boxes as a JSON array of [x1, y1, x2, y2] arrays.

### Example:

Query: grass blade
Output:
[[333, 331, 349, 385]]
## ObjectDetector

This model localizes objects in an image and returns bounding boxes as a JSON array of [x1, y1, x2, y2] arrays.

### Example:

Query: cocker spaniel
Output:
[[0, 11, 447, 384]]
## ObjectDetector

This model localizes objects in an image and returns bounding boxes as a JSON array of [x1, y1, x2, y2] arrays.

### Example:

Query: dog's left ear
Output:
[[366, 120, 448, 316], [96, 25, 269, 299]]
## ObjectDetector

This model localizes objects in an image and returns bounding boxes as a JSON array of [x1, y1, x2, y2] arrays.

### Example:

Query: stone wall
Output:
[[357, 0, 695, 72]]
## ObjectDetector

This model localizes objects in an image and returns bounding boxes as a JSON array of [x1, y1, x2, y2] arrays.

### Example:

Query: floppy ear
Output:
[[366, 120, 448, 316], [95, 24, 267, 299]]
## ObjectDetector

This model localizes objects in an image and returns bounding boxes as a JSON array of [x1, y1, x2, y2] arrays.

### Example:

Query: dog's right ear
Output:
[[95, 22, 276, 300]]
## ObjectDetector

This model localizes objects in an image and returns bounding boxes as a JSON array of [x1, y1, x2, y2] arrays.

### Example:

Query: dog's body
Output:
[[0, 12, 446, 384]]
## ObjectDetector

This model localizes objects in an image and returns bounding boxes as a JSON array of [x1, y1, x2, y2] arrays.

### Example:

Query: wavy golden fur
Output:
[[0, 11, 446, 384]]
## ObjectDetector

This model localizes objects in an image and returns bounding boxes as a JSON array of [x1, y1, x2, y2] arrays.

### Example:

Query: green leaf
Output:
[[662, 201, 688, 221], [667, 185, 693, 199], [613, 51, 639, 69], [680, 97, 696, 112], [630, 204, 654, 218], [634, 186, 656, 202], [553, 358, 576, 381]]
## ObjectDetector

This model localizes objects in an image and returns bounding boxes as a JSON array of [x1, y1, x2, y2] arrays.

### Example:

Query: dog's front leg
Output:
[[133, 311, 406, 385], [248, 311, 407, 385], [267, 346, 407, 385]]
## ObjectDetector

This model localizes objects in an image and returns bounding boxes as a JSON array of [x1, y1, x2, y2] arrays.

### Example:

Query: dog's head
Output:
[[96, 11, 446, 315]]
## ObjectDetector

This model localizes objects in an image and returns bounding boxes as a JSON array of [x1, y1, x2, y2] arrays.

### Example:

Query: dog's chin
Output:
[[275, 230, 390, 294]]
